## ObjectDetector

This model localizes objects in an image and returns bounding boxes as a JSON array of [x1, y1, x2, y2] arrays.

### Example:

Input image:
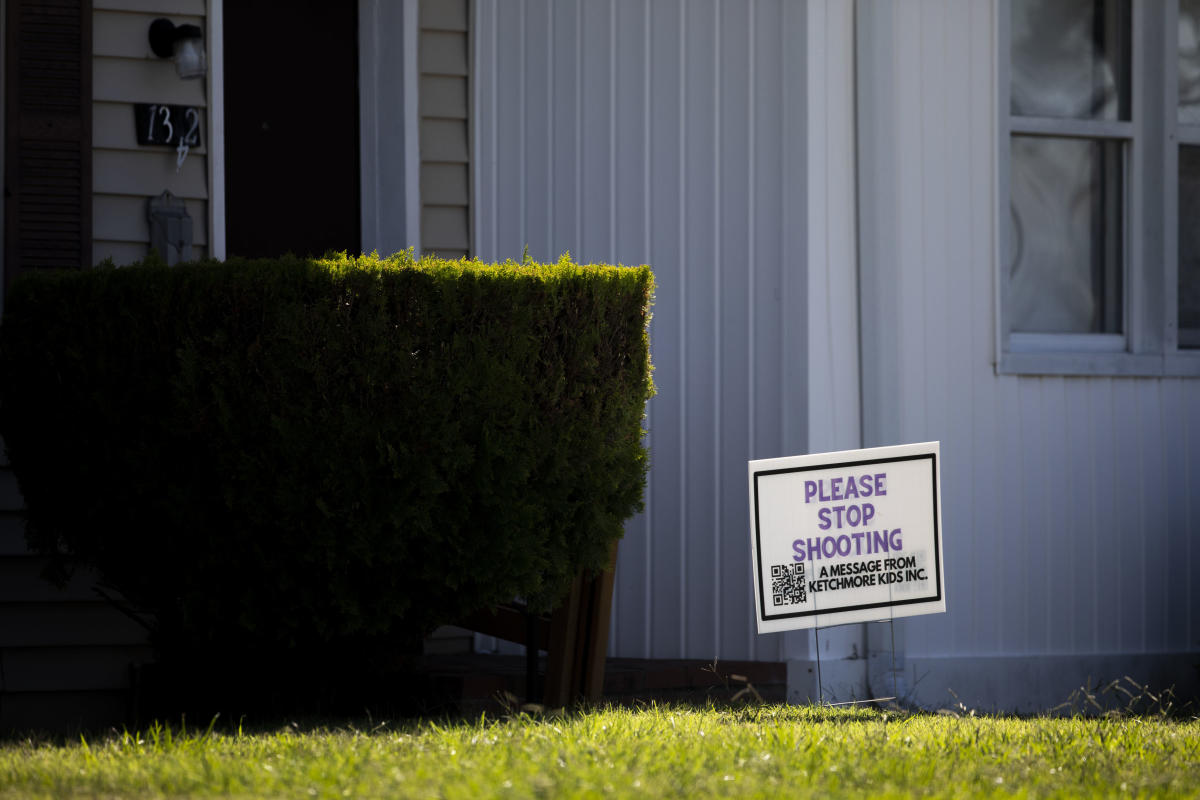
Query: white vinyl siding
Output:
[[91, 4, 209, 265], [419, 0, 470, 258], [0, 447, 152, 731], [358, 0, 419, 259], [857, 0, 1200, 661], [475, 0, 813, 662]]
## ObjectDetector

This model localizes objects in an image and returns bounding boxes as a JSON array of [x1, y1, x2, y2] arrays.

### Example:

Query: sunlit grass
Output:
[[1, 703, 1197, 798]]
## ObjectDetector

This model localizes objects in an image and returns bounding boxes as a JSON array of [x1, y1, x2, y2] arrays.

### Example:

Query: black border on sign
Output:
[[753, 452, 942, 622]]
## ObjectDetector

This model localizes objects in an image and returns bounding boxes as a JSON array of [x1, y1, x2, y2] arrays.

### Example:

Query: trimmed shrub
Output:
[[0, 253, 652, 692]]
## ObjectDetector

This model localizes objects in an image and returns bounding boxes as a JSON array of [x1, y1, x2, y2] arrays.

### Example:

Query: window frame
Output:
[[1170, 0, 1200, 359], [997, 0, 1200, 377]]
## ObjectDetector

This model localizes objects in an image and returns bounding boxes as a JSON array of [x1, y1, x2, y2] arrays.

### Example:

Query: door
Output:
[[223, 0, 360, 259]]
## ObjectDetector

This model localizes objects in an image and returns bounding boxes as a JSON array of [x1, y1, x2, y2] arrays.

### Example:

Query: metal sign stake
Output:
[[812, 619, 899, 708]]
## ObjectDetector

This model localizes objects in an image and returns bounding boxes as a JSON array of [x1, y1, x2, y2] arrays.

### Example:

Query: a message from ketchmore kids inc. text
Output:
[[790, 471, 927, 594]]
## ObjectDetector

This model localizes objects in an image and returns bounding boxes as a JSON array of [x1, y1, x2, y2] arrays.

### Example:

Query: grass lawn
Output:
[[1, 703, 1197, 798]]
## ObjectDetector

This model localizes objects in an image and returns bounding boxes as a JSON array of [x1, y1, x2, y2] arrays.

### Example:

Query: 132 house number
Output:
[[134, 103, 201, 168]]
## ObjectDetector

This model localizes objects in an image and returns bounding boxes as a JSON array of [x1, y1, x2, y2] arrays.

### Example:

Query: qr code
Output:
[[770, 563, 806, 606]]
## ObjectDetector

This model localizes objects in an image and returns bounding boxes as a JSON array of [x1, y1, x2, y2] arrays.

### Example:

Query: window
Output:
[[1179, 0, 1200, 348], [999, 0, 1200, 375]]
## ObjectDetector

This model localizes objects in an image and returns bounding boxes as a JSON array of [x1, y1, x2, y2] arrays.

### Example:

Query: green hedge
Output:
[[0, 252, 652, 679]]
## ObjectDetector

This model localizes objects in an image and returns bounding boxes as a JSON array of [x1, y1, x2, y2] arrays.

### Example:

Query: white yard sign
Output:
[[748, 442, 946, 633]]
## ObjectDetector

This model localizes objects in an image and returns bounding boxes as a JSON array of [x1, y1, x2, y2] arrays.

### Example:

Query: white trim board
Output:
[[358, 0, 420, 257], [207, 0, 225, 260], [1, 0, 7, 302]]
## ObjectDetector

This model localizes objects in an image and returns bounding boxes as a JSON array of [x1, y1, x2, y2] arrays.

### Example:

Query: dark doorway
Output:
[[224, 0, 360, 258]]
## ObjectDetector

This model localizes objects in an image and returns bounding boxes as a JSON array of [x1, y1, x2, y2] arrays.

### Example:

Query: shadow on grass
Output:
[[4, 667, 1193, 746]]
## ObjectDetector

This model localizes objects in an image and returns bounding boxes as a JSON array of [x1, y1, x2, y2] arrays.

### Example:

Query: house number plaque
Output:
[[134, 104, 201, 148]]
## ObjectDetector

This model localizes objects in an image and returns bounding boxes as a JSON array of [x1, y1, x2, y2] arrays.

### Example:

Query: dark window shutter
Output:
[[4, 0, 92, 286]]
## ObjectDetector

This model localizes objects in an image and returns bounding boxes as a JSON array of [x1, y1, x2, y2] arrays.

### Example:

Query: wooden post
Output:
[[544, 540, 618, 706], [458, 540, 619, 708], [542, 574, 583, 707], [581, 540, 619, 700]]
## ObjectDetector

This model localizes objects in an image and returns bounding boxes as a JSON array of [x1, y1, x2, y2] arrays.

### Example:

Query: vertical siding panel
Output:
[[778, 0, 807, 471], [827, 0, 859, 458], [856, 1, 901, 450], [520, 0, 527, 250], [919, 0, 948, 447], [800, 0, 855, 663], [552, 1, 579, 256], [922, 0, 954, 656], [613, 0, 647, 266], [1034, 380, 1055, 654], [575, 0, 584, 251], [806, 0, 859, 463], [1161, 379, 1189, 652], [1186, 381, 1200, 648], [747, 0, 760, 659], [711, 0, 723, 658], [1139, 383, 1168, 652], [805, 0, 829, 449], [1093, 380, 1121, 653], [1111, 380, 1144, 653], [487, 0, 500, 259], [1017, 380, 1046, 654], [579, 0, 611, 261], [547, 1, 556, 259], [608, 0, 618, 261], [718, 0, 751, 660], [494, 7, 522, 259], [647, 0, 683, 658], [896, 4, 926, 448], [888, 2, 927, 655], [523, 0, 551, 261], [971, 370, 1001, 655], [966, 0, 996, 656], [1083, 382, 1102, 655], [832, 0, 859, 456], [675, 0, 689, 657], [474, 0, 495, 260], [682, 0, 717, 658], [1063, 378, 1097, 653], [609, 0, 650, 656], [478, 0, 810, 661], [916, 0, 940, 450], [997, 378, 1025, 653], [1042, 377, 1073, 653], [641, 0, 653, 657], [754, 0, 791, 660], [752, 0, 784, 467], [942, 0, 976, 657]]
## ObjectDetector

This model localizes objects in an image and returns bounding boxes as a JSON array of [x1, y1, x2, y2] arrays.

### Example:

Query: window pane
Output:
[[1009, 136, 1123, 334], [1011, 0, 1130, 121], [1180, 146, 1200, 347], [1182, 0, 1200, 126]]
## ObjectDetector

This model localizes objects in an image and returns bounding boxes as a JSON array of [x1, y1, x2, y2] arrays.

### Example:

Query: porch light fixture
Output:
[[149, 18, 207, 80]]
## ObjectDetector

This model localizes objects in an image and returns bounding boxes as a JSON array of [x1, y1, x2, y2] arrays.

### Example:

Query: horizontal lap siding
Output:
[[0, 454, 149, 728], [419, 0, 470, 258], [857, 0, 1200, 660], [475, 0, 807, 661], [91, 7, 208, 265], [0, 1, 204, 730]]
